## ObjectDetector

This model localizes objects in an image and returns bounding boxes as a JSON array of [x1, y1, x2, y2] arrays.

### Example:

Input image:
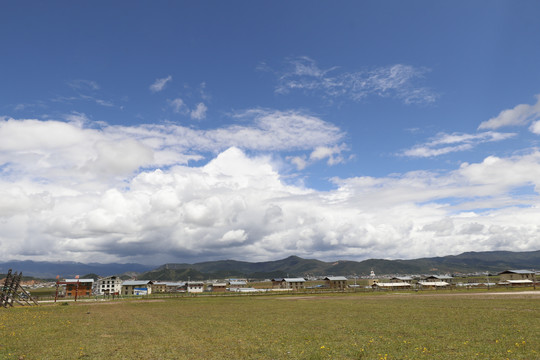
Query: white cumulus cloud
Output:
[[0, 110, 344, 189], [529, 120, 540, 135], [478, 94, 540, 130], [1, 135, 540, 264], [3, 104, 540, 265]]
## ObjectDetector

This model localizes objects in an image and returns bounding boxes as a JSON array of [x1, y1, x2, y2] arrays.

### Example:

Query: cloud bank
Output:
[[1, 112, 540, 264], [0, 110, 343, 186]]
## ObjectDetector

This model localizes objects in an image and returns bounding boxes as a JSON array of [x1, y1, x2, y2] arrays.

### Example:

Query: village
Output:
[[49, 269, 538, 300]]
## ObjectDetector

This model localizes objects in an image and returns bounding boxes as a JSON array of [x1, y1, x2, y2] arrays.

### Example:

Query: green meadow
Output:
[[1, 291, 539, 359]]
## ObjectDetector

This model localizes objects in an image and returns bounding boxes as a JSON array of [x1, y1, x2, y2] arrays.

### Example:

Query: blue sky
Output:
[[1, 2, 540, 265]]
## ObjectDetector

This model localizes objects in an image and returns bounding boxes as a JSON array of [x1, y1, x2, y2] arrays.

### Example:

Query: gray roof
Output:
[[229, 280, 247, 285], [391, 276, 413, 281], [283, 278, 305, 282], [424, 275, 453, 280], [64, 279, 94, 283], [152, 282, 178, 286], [498, 269, 534, 275], [162, 282, 186, 286], [122, 280, 153, 286], [324, 276, 348, 281]]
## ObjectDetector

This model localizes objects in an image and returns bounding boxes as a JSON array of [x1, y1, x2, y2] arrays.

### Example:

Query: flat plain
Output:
[[1, 290, 539, 359]]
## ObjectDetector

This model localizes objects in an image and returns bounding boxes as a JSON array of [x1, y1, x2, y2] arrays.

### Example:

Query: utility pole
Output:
[[54, 276, 60, 303], [75, 275, 80, 302]]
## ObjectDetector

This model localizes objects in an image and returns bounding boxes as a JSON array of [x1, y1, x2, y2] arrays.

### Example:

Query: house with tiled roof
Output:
[[61, 279, 94, 298], [281, 278, 306, 290], [324, 276, 348, 290]]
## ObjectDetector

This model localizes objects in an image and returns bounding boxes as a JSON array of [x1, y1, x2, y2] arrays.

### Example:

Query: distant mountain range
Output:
[[141, 250, 540, 280], [2, 250, 539, 280], [0, 260, 154, 279]]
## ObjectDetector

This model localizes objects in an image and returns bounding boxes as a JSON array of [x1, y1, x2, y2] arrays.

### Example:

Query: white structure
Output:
[[95, 276, 123, 295], [186, 281, 204, 293], [418, 281, 449, 288], [375, 282, 412, 289]]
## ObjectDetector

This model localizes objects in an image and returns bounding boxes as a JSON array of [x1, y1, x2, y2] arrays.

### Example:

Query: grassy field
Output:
[[1, 291, 539, 359]]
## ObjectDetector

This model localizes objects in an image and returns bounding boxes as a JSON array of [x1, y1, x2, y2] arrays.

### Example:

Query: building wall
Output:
[[283, 281, 304, 290], [65, 284, 92, 297], [326, 280, 346, 289], [153, 284, 167, 293], [122, 284, 153, 295], [187, 283, 204, 293], [211, 285, 226, 292], [96, 277, 122, 295]]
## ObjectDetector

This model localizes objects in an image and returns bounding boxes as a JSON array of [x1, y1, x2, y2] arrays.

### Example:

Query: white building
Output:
[[95, 276, 123, 295], [186, 281, 204, 293]]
